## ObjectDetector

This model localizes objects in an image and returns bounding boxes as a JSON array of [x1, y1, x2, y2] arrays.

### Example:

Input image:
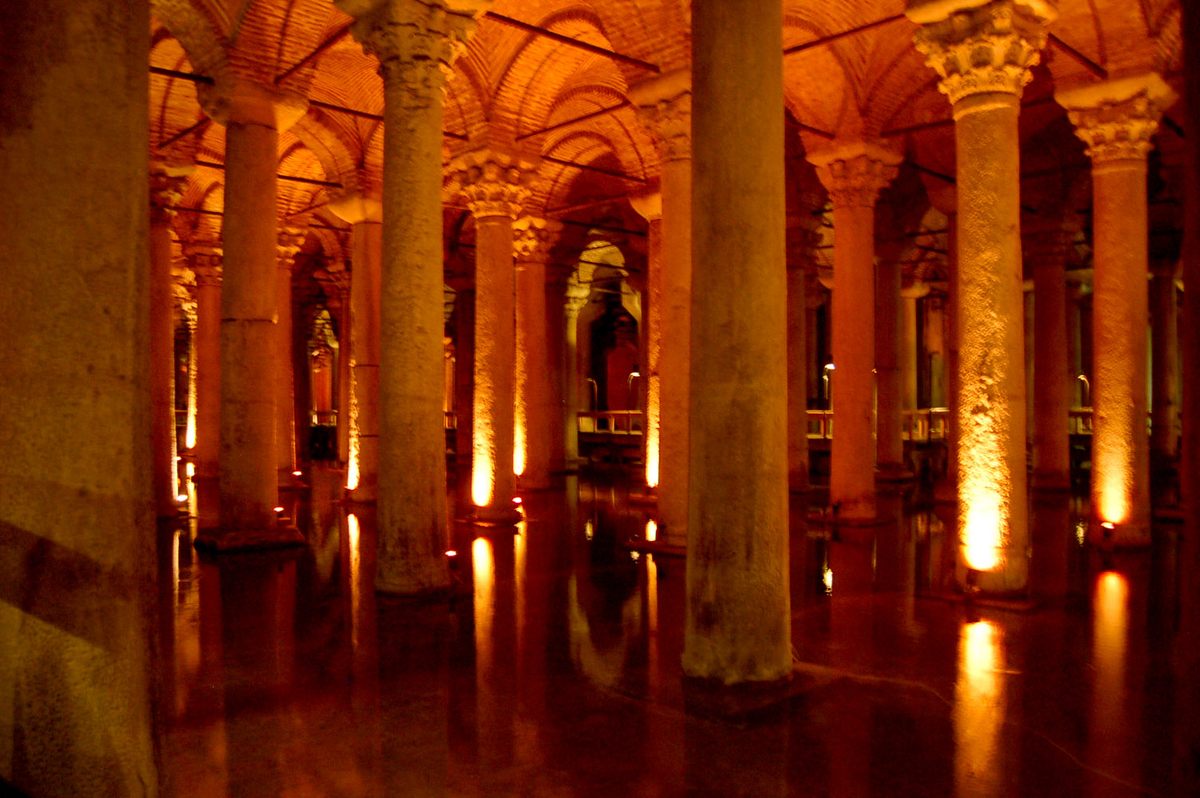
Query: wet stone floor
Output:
[[159, 466, 1198, 796]]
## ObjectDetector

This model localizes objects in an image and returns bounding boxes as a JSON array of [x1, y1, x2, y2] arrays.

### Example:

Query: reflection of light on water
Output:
[[1075, 520, 1087, 547], [630, 551, 640, 562], [584, 520, 594, 541], [515, 522, 526, 655], [473, 537, 495, 675], [1091, 571, 1128, 764], [645, 519, 657, 543], [348, 513, 361, 652], [955, 620, 1003, 796], [823, 566, 833, 595]]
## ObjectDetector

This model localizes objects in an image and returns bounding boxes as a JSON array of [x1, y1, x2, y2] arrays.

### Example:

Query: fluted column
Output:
[[1058, 73, 1176, 544], [810, 141, 901, 519], [630, 191, 663, 490], [1028, 229, 1071, 490], [685, 0, 790, 686], [514, 216, 560, 490], [563, 279, 590, 467], [632, 72, 692, 548], [188, 245, 223, 482], [275, 226, 304, 485], [910, 0, 1054, 591], [150, 165, 188, 516], [452, 151, 533, 521], [344, 0, 483, 592], [328, 192, 383, 500], [1151, 261, 1180, 466]]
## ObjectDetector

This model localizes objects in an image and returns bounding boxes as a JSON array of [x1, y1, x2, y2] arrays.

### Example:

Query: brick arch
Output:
[[291, 111, 362, 192], [151, 0, 230, 78]]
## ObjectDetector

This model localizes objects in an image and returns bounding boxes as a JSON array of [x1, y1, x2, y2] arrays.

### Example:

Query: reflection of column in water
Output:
[[954, 620, 1004, 796], [1089, 572, 1132, 788], [195, 561, 228, 796]]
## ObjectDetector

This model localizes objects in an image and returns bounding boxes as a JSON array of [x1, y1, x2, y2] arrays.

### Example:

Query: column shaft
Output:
[[1150, 269, 1179, 463], [1033, 258, 1070, 488], [515, 258, 551, 488], [150, 216, 178, 515], [275, 255, 297, 482], [787, 265, 808, 491], [194, 265, 221, 480], [876, 257, 904, 475], [454, 289, 476, 484], [644, 216, 663, 488], [349, 220, 382, 500], [563, 298, 586, 467], [685, 0, 790, 684]]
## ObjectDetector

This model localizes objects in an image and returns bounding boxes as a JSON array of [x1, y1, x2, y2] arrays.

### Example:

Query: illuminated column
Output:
[[453, 285, 475, 481], [1058, 73, 1176, 543], [452, 151, 533, 520], [911, 0, 1054, 591], [275, 227, 304, 485], [326, 269, 353, 464], [514, 216, 560, 490], [1150, 261, 1180, 467], [346, 0, 481, 592], [1067, 281, 1085, 404], [901, 282, 928, 413], [685, 0, 790, 686], [875, 255, 905, 478], [188, 245, 223, 482], [810, 141, 901, 519], [787, 260, 809, 491], [328, 193, 383, 501], [563, 279, 590, 468], [194, 80, 306, 546], [150, 165, 188, 516], [630, 191, 663, 490], [1028, 230, 1071, 490], [632, 72, 692, 547]]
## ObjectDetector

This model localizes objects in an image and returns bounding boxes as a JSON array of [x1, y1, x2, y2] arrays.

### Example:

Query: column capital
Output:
[[327, 190, 383, 224], [449, 149, 537, 219], [150, 162, 192, 224], [1056, 73, 1176, 165], [630, 69, 692, 162], [277, 226, 306, 266], [628, 189, 662, 222], [197, 77, 308, 131], [908, 0, 1056, 109], [808, 140, 901, 209], [185, 242, 223, 284], [514, 216, 562, 264], [564, 277, 590, 316], [340, 0, 486, 107]]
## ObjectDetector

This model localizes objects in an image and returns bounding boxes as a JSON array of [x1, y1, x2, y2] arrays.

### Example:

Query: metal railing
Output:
[[803, 408, 950, 441], [578, 410, 642, 435]]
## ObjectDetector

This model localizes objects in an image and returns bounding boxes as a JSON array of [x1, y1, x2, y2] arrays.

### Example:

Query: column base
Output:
[[194, 524, 305, 553], [344, 486, 378, 505], [468, 505, 523, 527], [628, 488, 659, 507], [682, 673, 793, 721]]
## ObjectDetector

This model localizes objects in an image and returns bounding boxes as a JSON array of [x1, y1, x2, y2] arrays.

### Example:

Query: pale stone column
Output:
[[0, 0, 156, 790], [901, 282, 928, 413], [911, 0, 1055, 592], [787, 261, 809, 492], [275, 226, 304, 485], [345, 0, 481, 592], [632, 72, 692, 547], [150, 165, 188, 516], [188, 245, 224, 482], [452, 151, 533, 520], [194, 80, 306, 547], [1028, 231, 1071, 490], [630, 192, 664, 490], [810, 141, 901, 519], [562, 279, 591, 468], [514, 216, 561, 490], [1058, 73, 1176, 544], [685, 0, 790, 686], [328, 192, 383, 501], [875, 255, 905, 477], [1150, 261, 1180, 465]]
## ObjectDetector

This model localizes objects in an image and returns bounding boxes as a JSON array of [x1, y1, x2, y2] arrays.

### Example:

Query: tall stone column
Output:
[[345, 0, 481, 592], [630, 192, 664, 490], [195, 80, 306, 547], [875, 255, 905, 477], [563, 279, 590, 468], [685, 0, 790, 687], [1028, 230, 1071, 489], [326, 269, 353, 464], [901, 282, 928, 413], [1058, 73, 1175, 544], [1150, 261, 1180, 467], [1067, 280, 1085, 405], [910, 0, 1054, 592], [787, 261, 809, 492], [810, 141, 901, 519], [275, 226, 304, 485], [452, 151, 533, 520], [514, 216, 560, 490], [328, 192, 383, 501], [632, 72, 692, 547], [188, 245, 223, 482], [150, 165, 188, 516], [452, 285, 476, 483]]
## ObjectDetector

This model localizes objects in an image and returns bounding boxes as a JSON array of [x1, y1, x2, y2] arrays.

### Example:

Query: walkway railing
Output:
[[804, 408, 950, 441], [578, 410, 642, 435]]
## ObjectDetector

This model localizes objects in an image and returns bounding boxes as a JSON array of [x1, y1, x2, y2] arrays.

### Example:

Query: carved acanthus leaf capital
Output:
[[1057, 73, 1177, 165], [564, 277, 591, 315], [909, 1, 1055, 108], [809, 141, 901, 209], [450, 150, 537, 219], [185, 243, 223, 285], [513, 216, 563, 263], [277, 227, 306, 266], [630, 70, 692, 162], [150, 163, 192, 224]]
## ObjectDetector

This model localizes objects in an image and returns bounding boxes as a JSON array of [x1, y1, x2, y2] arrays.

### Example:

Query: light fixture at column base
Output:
[[469, 505, 522, 527]]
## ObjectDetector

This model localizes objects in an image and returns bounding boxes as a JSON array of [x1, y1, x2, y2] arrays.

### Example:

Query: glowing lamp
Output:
[[512, 497, 522, 505], [176, 493, 188, 502], [445, 550, 457, 558], [292, 470, 302, 477], [273, 506, 284, 513], [963, 500, 1001, 572], [644, 519, 657, 542]]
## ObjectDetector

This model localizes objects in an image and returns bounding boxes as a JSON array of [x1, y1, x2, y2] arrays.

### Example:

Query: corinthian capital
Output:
[[630, 70, 692, 162], [1056, 73, 1177, 165], [185, 242, 223, 285], [808, 140, 902, 210], [277, 226, 306, 266], [907, 0, 1056, 108], [150, 162, 192, 224], [449, 149, 537, 219], [513, 216, 563, 263]]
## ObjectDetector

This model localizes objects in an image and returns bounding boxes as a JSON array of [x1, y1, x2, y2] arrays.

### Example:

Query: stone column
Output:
[[1058, 73, 1175, 544], [452, 151, 533, 520], [910, 0, 1055, 592], [326, 269, 353, 464], [345, 0, 481, 592], [453, 285, 476, 483], [632, 72, 692, 547], [787, 261, 809, 492], [685, 0, 790, 687], [630, 192, 664, 490], [150, 165, 188, 516], [1028, 230, 1071, 489], [195, 80, 306, 547], [563, 278, 590, 468], [1067, 280, 1085, 405], [1150, 261, 1180, 467], [275, 226, 304, 486], [188, 245, 224, 482], [901, 282, 928, 413], [514, 216, 560, 490], [875, 255, 906, 478], [810, 141, 901, 519], [328, 192, 383, 501], [0, 0, 156, 791]]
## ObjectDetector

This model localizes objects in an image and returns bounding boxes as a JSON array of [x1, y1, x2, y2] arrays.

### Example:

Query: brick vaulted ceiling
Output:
[[149, 0, 1185, 288]]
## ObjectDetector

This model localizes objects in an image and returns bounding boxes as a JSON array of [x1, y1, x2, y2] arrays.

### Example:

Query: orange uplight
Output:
[[472, 401, 496, 506], [1097, 468, 1130, 525], [963, 498, 1001, 572], [645, 375, 661, 488], [185, 338, 198, 450], [513, 422, 527, 477], [345, 370, 360, 491], [644, 519, 657, 543]]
